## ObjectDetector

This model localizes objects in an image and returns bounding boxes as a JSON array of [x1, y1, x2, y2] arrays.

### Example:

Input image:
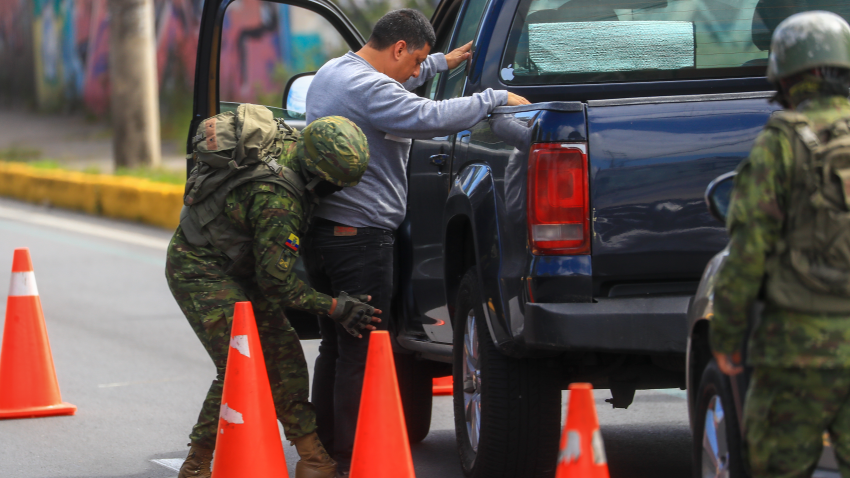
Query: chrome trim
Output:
[[395, 335, 453, 363], [492, 101, 583, 114], [587, 91, 774, 108]]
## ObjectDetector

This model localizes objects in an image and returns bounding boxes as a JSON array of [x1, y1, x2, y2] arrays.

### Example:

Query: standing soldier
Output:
[[710, 11, 850, 478], [166, 109, 380, 478]]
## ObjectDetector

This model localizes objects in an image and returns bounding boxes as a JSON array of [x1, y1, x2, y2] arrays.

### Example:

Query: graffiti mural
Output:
[[0, 0, 344, 113], [219, 0, 345, 104]]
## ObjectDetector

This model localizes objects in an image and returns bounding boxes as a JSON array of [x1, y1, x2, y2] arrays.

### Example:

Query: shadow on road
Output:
[[603, 422, 693, 478], [412, 429, 465, 477]]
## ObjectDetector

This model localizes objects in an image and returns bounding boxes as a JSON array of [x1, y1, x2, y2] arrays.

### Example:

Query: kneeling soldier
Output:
[[166, 109, 380, 478]]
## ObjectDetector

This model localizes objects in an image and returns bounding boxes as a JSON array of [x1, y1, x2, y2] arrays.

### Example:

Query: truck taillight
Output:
[[527, 143, 590, 255]]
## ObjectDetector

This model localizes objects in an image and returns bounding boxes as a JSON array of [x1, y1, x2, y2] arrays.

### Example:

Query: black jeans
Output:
[[302, 218, 394, 472]]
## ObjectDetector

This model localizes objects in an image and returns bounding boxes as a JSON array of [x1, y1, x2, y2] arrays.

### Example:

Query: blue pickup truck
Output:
[[191, 0, 850, 477]]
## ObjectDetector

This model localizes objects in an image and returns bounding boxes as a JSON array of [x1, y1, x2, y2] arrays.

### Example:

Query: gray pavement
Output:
[[0, 197, 692, 478], [0, 108, 186, 173]]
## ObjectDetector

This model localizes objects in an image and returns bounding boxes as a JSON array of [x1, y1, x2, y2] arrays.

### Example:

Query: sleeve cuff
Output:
[[496, 89, 509, 106], [432, 53, 448, 72], [709, 323, 744, 356]]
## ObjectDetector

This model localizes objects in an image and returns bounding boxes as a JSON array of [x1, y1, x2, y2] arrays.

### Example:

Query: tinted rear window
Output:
[[500, 0, 850, 85]]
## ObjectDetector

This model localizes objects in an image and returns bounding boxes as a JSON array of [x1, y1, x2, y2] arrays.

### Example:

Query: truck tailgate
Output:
[[587, 93, 778, 288]]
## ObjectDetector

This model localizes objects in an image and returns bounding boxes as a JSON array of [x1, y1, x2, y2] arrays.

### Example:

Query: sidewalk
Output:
[[0, 108, 186, 173]]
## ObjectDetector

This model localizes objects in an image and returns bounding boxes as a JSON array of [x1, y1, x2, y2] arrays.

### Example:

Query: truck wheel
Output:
[[452, 269, 561, 478], [693, 359, 746, 478], [395, 351, 433, 444]]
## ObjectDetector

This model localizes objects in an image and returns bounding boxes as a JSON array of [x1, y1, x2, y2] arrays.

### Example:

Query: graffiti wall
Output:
[[0, 0, 341, 114]]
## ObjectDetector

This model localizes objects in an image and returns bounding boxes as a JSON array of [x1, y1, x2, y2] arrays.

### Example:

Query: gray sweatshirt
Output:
[[305, 51, 508, 230]]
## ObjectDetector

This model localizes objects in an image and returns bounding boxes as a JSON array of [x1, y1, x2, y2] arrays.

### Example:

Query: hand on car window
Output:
[[507, 92, 531, 106], [445, 41, 473, 70]]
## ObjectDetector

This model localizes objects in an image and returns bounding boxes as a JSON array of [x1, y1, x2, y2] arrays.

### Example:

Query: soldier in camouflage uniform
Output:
[[710, 11, 850, 478], [167, 112, 380, 478]]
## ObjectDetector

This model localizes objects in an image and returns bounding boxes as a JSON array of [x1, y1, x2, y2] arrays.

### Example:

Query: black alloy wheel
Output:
[[693, 359, 747, 478], [452, 269, 561, 478]]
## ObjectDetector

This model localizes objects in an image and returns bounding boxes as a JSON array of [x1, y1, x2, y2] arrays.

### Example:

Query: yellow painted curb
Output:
[[0, 162, 183, 229]]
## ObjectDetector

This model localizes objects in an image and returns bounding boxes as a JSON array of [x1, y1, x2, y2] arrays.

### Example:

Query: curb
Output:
[[0, 162, 183, 230]]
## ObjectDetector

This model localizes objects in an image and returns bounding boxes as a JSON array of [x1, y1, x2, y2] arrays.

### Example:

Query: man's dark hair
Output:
[[367, 9, 436, 52]]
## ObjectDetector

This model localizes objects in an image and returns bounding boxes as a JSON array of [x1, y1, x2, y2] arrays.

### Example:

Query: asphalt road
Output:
[[0, 197, 692, 478]]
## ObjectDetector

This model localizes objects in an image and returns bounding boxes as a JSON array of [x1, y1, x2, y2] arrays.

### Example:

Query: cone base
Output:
[[433, 376, 452, 396], [0, 402, 76, 420]]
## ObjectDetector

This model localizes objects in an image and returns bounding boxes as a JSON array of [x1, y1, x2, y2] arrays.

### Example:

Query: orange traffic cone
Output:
[[0, 248, 75, 419], [555, 383, 610, 478], [433, 376, 452, 396], [212, 301, 289, 478], [349, 331, 415, 478]]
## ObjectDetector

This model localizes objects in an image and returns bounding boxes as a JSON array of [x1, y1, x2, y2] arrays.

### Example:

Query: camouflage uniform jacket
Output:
[[711, 95, 850, 368], [167, 158, 333, 315]]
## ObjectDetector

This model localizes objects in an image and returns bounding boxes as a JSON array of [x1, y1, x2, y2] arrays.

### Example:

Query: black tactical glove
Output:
[[330, 291, 377, 337]]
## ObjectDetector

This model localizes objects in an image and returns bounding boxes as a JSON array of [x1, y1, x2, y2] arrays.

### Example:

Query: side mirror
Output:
[[705, 171, 737, 223], [283, 72, 315, 117]]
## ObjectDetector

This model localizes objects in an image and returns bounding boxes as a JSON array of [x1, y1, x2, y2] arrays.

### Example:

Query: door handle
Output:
[[430, 154, 449, 166]]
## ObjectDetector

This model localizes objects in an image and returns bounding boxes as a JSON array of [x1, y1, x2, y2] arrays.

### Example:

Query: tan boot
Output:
[[292, 432, 337, 478], [177, 442, 213, 478]]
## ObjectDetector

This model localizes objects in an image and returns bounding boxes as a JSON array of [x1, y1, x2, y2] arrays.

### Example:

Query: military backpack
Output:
[[765, 110, 850, 313], [180, 104, 312, 276]]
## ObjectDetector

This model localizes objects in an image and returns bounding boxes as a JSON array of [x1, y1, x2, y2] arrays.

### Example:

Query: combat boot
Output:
[[292, 432, 337, 478], [177, 442, 213, 478]]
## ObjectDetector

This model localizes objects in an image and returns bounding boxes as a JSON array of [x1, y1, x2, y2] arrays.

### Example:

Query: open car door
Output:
[[187, 0, 365, 338]]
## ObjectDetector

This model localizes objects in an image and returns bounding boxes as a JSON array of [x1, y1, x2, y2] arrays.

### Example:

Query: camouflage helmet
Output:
[[767, 11, 850, 83], [297, 116, 369, 187]]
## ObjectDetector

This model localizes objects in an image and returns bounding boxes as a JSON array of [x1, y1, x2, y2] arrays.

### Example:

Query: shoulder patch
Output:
[[277, 251, 294, 273], [285, 233, 300, 252]]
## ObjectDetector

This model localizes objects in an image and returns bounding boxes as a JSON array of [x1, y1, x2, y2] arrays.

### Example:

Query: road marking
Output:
[[0, 220, 164, 266], [98, 377, 185, 388], [151, 458, 184, 472], [0, 204, 169, 250]]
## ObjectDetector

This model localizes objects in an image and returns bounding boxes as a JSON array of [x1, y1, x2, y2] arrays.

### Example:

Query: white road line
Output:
[[0, 204, 170, 250], [151, 458, 184, 472]]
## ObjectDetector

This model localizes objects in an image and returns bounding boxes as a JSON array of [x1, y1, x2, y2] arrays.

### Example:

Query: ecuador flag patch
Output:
[[285, 233, 300, 252]]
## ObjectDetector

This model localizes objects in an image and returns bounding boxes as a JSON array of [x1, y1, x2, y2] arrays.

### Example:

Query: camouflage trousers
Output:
[[168, 277, 317, 449], [744, 366, 850, 478]]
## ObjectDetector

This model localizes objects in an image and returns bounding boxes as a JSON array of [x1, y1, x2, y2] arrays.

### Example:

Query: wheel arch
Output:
[[687, 318, 712, 430], [444, 213, 476, 320], [444, 163, 514, 349]]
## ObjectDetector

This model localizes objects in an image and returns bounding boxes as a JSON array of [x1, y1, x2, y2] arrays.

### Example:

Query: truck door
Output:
[[190, 0, 364, 147], [404, 0, 493, 343]]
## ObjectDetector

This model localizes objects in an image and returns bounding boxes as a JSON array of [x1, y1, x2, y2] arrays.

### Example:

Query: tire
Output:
[[693, 359, 747, 478], [452, 269, 561, 478], [395, 351, 433, 444]]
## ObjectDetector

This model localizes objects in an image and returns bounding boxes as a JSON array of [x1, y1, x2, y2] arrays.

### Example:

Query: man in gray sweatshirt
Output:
[[303, 9, 529, 474]]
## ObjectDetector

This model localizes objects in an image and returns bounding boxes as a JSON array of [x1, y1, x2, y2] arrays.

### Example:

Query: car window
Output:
[[219, 0, 348, 117], [422, 24, 454, 100], [500, 0, 850, 85], [440, 0, 492, 99]]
